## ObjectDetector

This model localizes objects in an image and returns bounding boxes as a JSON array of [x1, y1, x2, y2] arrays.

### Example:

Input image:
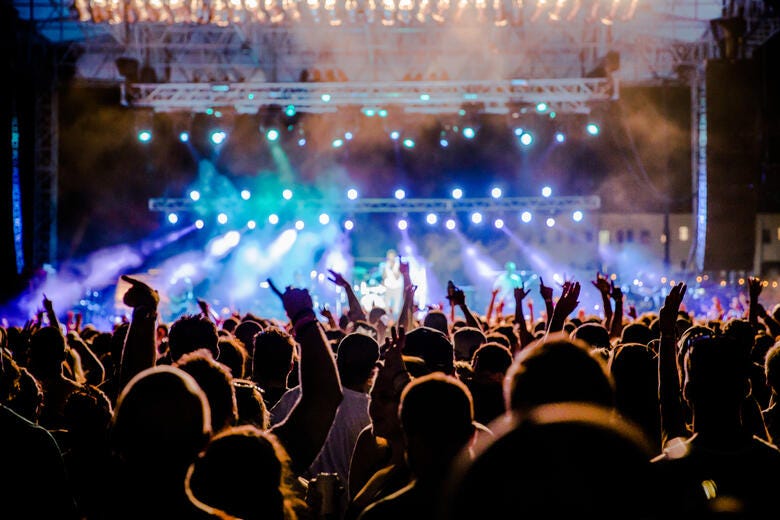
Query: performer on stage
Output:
[[380, 249, 403, 318], [492, 261, 524, 305]]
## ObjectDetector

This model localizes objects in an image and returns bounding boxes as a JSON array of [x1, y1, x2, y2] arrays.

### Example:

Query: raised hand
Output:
[[748, 276, 762, 301], [319, 305, 333, 321], [555, 281, 581, 318], [446, 280, 466, 307], [539, 277, 553, 302], [381, 325, 410, 393], [326, 269, 349, 288], [514, 285, 531, 301], [120, 275, 160, 309], [659, 282, 686, 336], [610, 283, 623, 303], [591, 272, 611, 296]]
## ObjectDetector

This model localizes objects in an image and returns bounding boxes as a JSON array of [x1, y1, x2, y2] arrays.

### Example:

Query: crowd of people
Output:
[[3, 257, 780, 519]]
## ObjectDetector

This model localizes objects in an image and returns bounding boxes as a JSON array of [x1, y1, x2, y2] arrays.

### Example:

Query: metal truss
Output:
[[129, 77, 615, 113], [148, 195, 601, 213], [33, 61, 59, 267]]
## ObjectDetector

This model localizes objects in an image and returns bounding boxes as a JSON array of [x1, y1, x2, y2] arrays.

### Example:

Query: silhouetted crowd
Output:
[[3, 265, 780, 519]]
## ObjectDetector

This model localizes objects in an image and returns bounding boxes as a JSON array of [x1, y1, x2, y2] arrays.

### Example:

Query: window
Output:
[[764, 229, 772, 244], [626, 229, 634, 243], [599, 230, 610, 246], [616, 230, 625, 243], [679, 226, 689, 242], [640, 229, 651, 244]]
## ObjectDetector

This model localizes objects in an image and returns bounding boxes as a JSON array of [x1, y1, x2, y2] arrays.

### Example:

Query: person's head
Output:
[[504, 261, 516, 273], [168, 314, 220, 363], [423, 310, 450, 338], [683, 334, 751, 412], [492, 325, 518, 353], [619, 322, 654, 346], [352, 320, 378, 342], [216, 337, 248, 379], [232, 378, 269, 430], [175, 349, 238, 433], [399, 373, 476, 479], [571, 322, 611, 350], [63, 384, 113, 443], [110, 365, 211, 470], [221, 316, 239, 334], [28, 326, 67, 376], [453, 327, 487, 362], [368, 307, 388, 326], [386, 249, 397, 261], [336, 332, 380, 390], [252, 327, 296, 387], [0, 348, 22, 403], [471, 343, 513, 378], [443, 402, 660, 520], [233, 320, 264, 358], [185, 425, 295, 520], [505, 333, 615, 414], [404, 326, 455, 376]]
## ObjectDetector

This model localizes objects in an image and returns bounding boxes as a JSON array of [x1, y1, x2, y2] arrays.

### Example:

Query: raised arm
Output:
[[328, 269, 367, 324], [539, 278, 555, 331], [270, 285, 344, 474], [757, 303, 780, 338], [398, 283, 417, 332], [42, 294, 61, 332], [609, 282, 623, 340], [117, 275, 160, 392], [513, 286, 535, 351], [591, 272, 614, 330], [447, 280, 482, 331], [658, 282, 689, 447], [485, 288, 499, 327], [547, 281, 581, 335], [748, 276, 762, 333]]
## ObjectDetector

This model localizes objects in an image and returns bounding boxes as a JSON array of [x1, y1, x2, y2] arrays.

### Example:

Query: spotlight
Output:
[[332, 138, 344, 148], [513, 127, 524, 136], [167, 213, 178, 224], [247, 220, 257, 229], [491, 187, 502, 199], [321, 93, 331, 102], [217, 213, 228, 224], [494, 218, 504, 229], [266, 129, 280, 142], [572, 210, 584, 222], [394, 188, 406, 200], [344, 219, 354, 231], [195, 219, 205, 229], [520, 132, 533, 146], [347, 188, 358, 200], [363, 108, 376, 117], [210, 130, 227, 145], [282, 189, 293, 200], [345, 131, 354, 140], [536, 102, 548, 112], [403, 138, 415, 149], [541, 186, 552, 198], [319, 213, 330, 225], [462, 127, 476, 139], [285, 105, 296, 117], [240, 189, 251, 200], [445, 218, 456, 230], [546, 217, 556, 227], [390, 131, 400, 140], [586, 123, 600, 136], [295, 219, 305, 230], [397, 218, 408, 230], [137, 130, 152, 143], [298, 138, 307, 146], [471, 212, 483, 224], [440, 138, 449, 147], [555, 132, 565, 143], [426, 213, 438, 225], [268, 214, 279, 225], [452, 188, 463, 200], [378, 109, 388, 118], [190, 190, 201, 201], [179, 131, 190, 142], [521, 211, 532, 223]]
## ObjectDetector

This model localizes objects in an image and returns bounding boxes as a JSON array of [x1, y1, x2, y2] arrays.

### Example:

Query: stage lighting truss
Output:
[[74, 0, 639, 27], [148, 194, 601, 214], [127, 78, 614, 115]]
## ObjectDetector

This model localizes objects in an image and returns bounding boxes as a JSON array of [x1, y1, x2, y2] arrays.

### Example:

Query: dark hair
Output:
[[175, 350, 238, 432], [472, 343, 513, 375], [168, 314, 220, 362], [252, 327, 296, 383], [336, 332, 380, 388]]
